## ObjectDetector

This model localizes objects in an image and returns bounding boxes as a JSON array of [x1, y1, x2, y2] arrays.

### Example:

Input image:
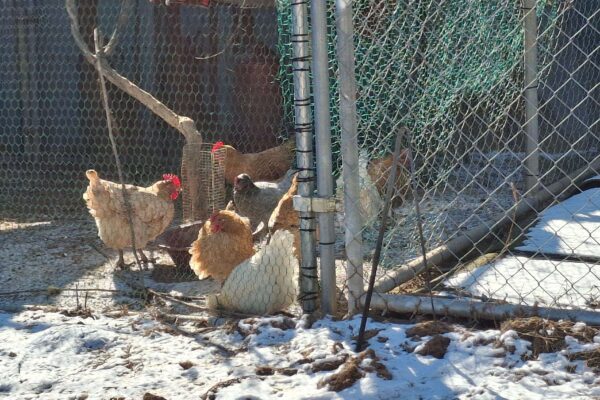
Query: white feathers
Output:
[[207, 229, 299, 315], [335, 150, 383, 227]]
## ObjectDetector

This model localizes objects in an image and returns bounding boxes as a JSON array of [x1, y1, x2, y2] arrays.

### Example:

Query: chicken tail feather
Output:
[[86, 169, 100, 183]]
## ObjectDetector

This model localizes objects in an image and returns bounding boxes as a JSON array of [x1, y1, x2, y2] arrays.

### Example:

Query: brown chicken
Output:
[[268, 175, 300, 259], [189, 210, 255, 283], [367, 149, 412, 207], [83, 170, 181, 268], [211, 139, 295, 185]]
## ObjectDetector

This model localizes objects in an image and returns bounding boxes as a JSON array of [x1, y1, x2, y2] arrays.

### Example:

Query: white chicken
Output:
[[335, 150, 383, 228], [207, 229, 298, 315]]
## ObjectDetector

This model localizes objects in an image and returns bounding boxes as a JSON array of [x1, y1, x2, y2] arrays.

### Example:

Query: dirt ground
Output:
[[0, 219, 219, 312]]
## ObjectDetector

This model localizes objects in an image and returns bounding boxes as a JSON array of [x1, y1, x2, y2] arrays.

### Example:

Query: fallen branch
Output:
[[147, 289, 258, 319], [0, 288, 124, 297]]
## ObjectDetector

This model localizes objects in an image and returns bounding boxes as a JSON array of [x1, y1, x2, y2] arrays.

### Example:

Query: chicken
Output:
[[233, 169, 296, 231], [207, 229, 299, 315], [268, 174, 300, 259], [367, 149, 412, 207], [335, 150, 383, 226], [83, 170, 181, 268], [188, 210, 255, 283], [211, 139, 295, 185]]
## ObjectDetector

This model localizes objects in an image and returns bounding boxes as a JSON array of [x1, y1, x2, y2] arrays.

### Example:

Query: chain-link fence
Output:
[[326, 0, 600, 321], [0, 0, 302, 316], [2, 0, 599, 322]]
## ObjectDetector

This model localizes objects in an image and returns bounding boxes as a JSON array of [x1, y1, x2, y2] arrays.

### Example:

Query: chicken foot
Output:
[[116, 250, 133, 270], [138, 250, 157, 266], [138, 250, 158, 270]]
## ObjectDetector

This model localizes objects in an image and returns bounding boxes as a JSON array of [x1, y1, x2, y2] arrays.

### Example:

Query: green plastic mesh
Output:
[[276, 0, 561, 181]]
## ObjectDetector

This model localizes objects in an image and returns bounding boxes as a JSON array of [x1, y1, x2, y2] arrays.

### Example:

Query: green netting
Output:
[[276, 0, 560, 180]]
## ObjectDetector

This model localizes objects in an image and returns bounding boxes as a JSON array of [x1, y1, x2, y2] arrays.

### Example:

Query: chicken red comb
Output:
[[162, 174, 181, 189], [211, 141, 224, 153]]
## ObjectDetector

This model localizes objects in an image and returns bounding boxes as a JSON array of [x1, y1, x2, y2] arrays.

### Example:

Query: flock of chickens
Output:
[[83, 138, 411, 314]]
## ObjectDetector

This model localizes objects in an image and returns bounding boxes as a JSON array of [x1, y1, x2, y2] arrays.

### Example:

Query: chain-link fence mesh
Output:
[[0, 0, 301, 316], [323, 0, 600, 318], [2, 0, 598, 321]]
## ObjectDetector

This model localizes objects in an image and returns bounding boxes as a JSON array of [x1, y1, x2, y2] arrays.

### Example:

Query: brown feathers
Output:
[[189, 210, 255, 283]]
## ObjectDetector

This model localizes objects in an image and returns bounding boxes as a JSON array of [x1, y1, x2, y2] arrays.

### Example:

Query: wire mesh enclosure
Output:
[[326, 0, 600, 321], [1, 0, 599, 325], [0, 0, 302, 315]]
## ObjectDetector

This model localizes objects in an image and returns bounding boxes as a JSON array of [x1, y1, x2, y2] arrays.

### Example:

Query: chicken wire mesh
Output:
[[318, 0, 600, 318], [0, 0, 302, 316]]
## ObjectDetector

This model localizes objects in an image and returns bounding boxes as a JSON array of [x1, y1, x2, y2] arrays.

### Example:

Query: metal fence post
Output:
[[335, 0, 364, 315], [523, 0, 540, 193], [311, 0, 336, 315], [291, 0, 319, 314]]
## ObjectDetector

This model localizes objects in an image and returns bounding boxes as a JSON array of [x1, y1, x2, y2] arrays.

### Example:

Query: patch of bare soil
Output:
[[317, 349, 391, 392], [406, 320, 454, 338], [501, 317, 598, 357], [415, 335, 451, 359]]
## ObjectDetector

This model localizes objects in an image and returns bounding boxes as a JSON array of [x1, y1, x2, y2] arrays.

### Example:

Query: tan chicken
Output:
[[268, 175, 300, 259], [83, 170, 181, 268], [211, 139, 295, 185], [367, 149, 412, 207], [336, 150, 383, 226], [188, 210, 255, 283]]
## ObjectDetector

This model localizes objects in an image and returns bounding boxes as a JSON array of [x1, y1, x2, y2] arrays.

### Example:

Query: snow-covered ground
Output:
[[2, 157, 600, 399], [446, 256, 600, 308], [445, 188, 600, 309], [1, 309, 598, 400], [517, 188, 600, 258]]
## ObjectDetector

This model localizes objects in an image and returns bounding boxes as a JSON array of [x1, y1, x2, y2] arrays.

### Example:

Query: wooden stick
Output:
[[102, 0, 133, 56], [355, 128, 405, 351], [94, 27, 144, 272]]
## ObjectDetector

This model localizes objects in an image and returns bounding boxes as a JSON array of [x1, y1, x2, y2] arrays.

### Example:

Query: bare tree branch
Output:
[[103, 0, 134, 56], [65, 0, 201, 142]]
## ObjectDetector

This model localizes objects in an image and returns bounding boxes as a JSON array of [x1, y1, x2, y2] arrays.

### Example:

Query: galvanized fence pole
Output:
[[291, 0, 319, 314], [335, 0, 364, 315], [311, 0, 336, 315], [523, 0, 541, 193]]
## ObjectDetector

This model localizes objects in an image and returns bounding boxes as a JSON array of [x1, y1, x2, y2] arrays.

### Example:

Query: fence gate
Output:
[[325, 0, 600, 324]]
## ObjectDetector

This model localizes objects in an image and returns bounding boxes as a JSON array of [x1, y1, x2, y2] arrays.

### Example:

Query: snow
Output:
[[445, 256, 600, 308], [0, 310, 598, 399], [445, 187, 600, 309], [517, 188, 600, 258]]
